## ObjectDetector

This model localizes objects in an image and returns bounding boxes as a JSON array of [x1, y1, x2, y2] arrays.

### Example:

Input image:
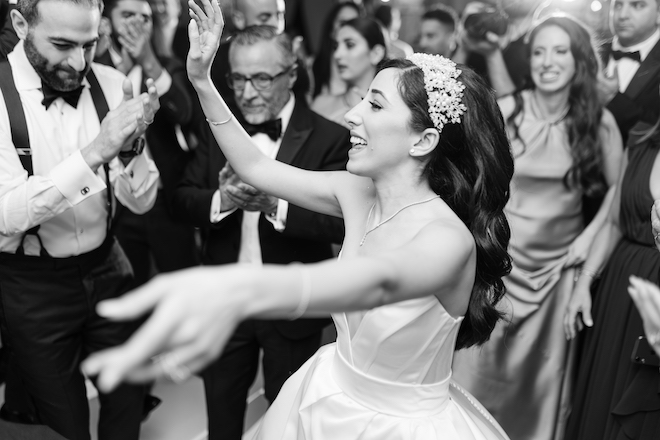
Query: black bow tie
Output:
[[612, 49, 641, 62], [41, 82, 84, 110], [244, 118, 282, 141]]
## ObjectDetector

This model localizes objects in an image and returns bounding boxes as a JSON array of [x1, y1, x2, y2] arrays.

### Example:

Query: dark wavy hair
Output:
[[340, 17, 387, 54], [376, 58, 514, 350], [312, 1, 364, 98], [507, 15, 606, 198]]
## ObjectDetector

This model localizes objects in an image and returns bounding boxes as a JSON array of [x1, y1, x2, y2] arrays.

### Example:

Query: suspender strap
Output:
[[0, 61, 32, 175], [86, 70, 114, 232], [0, 63, 115, 255]]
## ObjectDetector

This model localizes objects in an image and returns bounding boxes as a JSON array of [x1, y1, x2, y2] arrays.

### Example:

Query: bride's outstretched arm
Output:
[[186, 0, 350, 218], [81, 218, 473, 392]]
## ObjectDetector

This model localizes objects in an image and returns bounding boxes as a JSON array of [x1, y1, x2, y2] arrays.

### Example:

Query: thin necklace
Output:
[[359, 195, 440, 246]]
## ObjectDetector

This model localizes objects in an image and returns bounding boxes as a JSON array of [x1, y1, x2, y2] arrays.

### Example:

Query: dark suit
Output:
[[173, 99, 349, 440], [96, 52, 199, 287], [601, 40, 660, 143]]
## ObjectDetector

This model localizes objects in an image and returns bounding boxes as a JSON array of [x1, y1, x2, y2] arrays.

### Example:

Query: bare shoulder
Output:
[[417, 215, 475, 264]]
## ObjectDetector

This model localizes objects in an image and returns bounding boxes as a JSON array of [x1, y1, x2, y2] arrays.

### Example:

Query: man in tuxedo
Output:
[[211, 0, 309, 113], [172, 25, 349, 440], [599, 0, 660, 142], [97, 0, 199, 290]]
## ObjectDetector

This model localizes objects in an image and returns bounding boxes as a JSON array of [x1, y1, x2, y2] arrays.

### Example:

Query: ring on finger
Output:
[[152, 353, 191, 383]]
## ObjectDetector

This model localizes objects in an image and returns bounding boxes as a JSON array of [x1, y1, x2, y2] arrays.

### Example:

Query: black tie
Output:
[[41, 82, 84, 109], [611, 50, 641, 62], [244, 118, 282, 141]]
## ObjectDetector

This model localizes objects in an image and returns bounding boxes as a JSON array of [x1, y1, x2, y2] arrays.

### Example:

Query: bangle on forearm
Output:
[[580, 266, 601, 280], [289, 266, 311, 321], [206, 115, 233, 126]]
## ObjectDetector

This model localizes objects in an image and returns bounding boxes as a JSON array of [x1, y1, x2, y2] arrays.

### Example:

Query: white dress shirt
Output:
[[210, 95, 295, 264], [0, 40, 159, 257], [608, 28, 660, 92]]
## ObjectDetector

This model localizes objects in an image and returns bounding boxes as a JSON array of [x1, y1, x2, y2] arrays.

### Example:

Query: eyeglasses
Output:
[[226, 65, 295, 91]]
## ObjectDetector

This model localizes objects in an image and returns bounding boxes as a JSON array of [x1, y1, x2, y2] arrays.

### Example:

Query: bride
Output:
[[84, 0, 514, 438]]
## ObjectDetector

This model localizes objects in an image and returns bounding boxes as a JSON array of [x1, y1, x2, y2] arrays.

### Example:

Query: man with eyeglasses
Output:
[[172, 25, 350, 440], [209, 0, 311, 113]]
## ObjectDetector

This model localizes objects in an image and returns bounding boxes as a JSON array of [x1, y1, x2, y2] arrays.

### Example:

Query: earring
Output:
[[409, 148, 415, 155]]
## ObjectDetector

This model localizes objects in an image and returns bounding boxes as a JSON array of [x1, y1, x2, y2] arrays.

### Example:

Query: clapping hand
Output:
[[118, 15, 154, 64], [222, 164, 277, 213], [84, 78, 159, 168], [187, 0, 224, 82]]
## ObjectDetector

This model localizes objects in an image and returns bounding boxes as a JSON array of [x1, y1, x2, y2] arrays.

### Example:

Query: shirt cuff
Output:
[[210, 189, 236, 223], [154, 70, 172, 97], [266, 199, 288, 232], [120, 153, 152, 194], [48, 150, 105, 205]]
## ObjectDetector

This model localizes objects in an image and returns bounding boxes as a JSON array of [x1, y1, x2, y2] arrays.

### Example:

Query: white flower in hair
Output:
[[407, 53, 467, 133]]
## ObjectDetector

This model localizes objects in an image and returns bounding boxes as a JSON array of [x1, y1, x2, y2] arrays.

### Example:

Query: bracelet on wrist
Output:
[[206, 115, 233, 126], [580, 266, 601, 280]]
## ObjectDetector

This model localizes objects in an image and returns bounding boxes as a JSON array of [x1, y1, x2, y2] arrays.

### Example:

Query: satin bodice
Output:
[[333, 296, 464, 386]]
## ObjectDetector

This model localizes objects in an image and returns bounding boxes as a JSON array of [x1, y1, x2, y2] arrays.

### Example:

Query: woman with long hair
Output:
[[311, 1, 363, 99], [563, 118, 660, 438], [453, 14, 623, 440], [84, 1, 515, 438], [311, 17, 386, 128]]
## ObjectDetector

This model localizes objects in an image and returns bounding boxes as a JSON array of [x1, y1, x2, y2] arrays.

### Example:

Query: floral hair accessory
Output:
[[407, 53, 467, 133]]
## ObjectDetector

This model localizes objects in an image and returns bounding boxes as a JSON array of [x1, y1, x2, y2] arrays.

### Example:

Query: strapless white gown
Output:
[[250, 294, 510, 439]]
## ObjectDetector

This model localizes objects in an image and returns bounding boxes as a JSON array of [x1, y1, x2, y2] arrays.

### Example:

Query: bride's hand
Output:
[[82, 266, 248, 392], [187, 0, 224, 83]]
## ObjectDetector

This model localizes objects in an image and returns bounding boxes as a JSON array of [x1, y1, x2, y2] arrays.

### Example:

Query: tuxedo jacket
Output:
[[172, 100, 350, 339], [601, 40, 660, 142], [95, 52, 194, 212]]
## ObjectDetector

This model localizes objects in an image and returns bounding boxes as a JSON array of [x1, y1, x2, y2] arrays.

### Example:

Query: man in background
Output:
[[173, 26, 349, 440], [418, 5, 458, 58], [0, 0, 160, 437], [598, 0, 660, 143]]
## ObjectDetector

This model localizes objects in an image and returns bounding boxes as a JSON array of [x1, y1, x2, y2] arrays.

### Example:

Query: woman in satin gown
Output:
[[563, 121, 660, 439], [82, 1, 517, 439], [452, 15, 623, 440]]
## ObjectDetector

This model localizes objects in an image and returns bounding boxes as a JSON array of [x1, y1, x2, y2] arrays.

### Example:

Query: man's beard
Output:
[[24, 34, 91, 92]]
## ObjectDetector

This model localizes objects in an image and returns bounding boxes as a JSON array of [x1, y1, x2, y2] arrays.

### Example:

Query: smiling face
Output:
[[611, 0, 660, 47], [334, 25, 377, 86], [229, 39, 295, 125], [530, 25, 576, 96], [19, 0, 100, 91], [344, 68, 419, 177]]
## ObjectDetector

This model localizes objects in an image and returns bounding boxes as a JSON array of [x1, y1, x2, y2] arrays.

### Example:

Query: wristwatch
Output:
[[119, 137, 145, 159]]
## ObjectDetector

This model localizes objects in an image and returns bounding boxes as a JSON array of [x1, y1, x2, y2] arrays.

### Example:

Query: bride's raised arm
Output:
[[186, 0, 353, 218]]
